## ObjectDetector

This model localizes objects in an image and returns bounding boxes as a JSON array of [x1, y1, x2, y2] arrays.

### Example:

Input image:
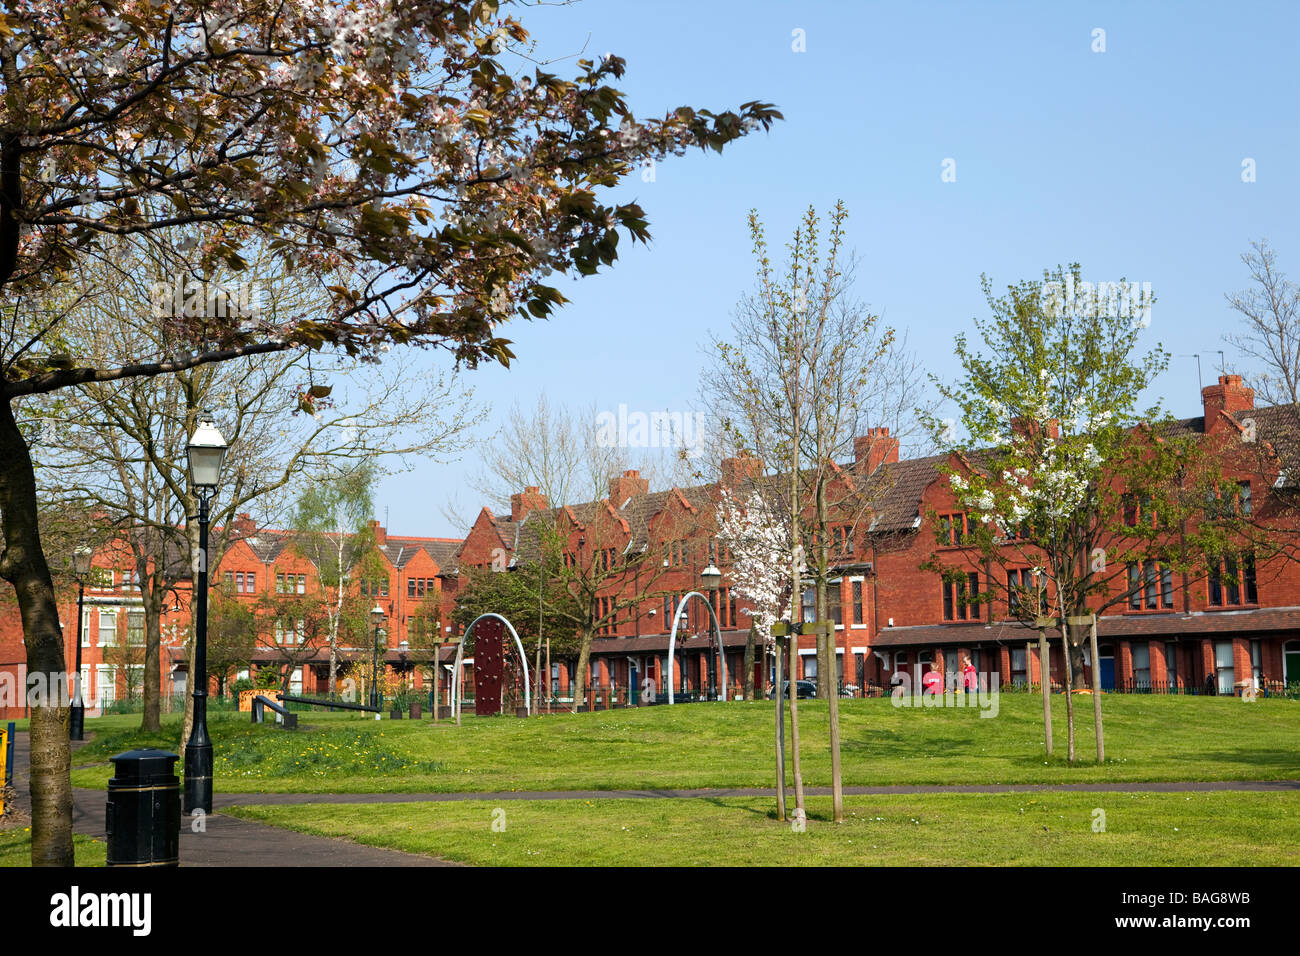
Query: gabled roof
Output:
[[463, 399, 1300, 567]]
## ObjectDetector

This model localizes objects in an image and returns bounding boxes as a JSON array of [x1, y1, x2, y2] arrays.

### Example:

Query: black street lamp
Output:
[[69, 546, 93, 740], [701, 562, 722, 700], [184, 411, 228, 815], [370, 605, 385, 709]]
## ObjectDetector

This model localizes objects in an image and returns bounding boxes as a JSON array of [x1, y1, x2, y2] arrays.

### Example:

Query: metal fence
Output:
[[998, 680, 1300, 698]]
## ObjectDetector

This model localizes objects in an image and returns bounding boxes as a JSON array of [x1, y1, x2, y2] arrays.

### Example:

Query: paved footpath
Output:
[[8, 732, 450, 867]]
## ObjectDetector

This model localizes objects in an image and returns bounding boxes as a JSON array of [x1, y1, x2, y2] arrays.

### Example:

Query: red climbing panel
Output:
[[472, 617, 505, 716]]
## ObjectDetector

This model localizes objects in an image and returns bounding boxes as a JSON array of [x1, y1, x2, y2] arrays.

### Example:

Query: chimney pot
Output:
[[855, 429, 899, 473], [609, 470, 649, 504], [511, 486, 549, 521], [1202, 372, 1255, 434], [720, 454, 764, 487]]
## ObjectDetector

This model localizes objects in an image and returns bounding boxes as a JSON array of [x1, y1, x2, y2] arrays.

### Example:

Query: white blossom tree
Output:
[[715, 483, 794, 694], [716, 482, 798, 819], [926, 265, 1244, 763]]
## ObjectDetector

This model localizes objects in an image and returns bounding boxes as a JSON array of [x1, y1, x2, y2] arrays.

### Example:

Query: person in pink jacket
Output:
[[962, 655, 978, 697]]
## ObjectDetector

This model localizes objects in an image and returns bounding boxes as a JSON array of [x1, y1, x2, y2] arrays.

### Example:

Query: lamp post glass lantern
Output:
[[700, 563, 722, 698], [184, 411, 227, 815], [70, 546, 93, 740]]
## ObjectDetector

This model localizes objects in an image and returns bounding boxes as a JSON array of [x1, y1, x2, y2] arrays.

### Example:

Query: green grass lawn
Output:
[[65, 694, 1300, 794], [223, 791, 1300, 866], [0, 828, 106, 867]]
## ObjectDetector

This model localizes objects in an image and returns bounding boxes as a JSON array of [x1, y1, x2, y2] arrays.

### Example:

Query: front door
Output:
[[1285, 642, 1300, 688], [1099, 647, 1115, 691], [1215, 641, 1236, 695]]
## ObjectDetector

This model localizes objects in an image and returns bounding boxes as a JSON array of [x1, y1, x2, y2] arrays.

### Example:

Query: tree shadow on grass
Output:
[[700, 796, 781, 821], [840, 730, 983, 758], [1190, 750, 1300, 774]]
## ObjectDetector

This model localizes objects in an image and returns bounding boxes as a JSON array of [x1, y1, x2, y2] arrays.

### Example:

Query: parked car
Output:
[[767, 679, 818, 699]]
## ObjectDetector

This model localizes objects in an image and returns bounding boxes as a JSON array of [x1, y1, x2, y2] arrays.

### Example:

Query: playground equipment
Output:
[[452, 613, 531, 720], [0, 721, 11, 817], [666, 591, 728, 705], [276, 693, 382, 715], [251, 695, 298, 729]]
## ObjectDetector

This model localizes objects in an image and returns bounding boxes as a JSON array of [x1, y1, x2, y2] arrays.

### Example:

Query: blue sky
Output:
[[375, 0, 1300, 537]]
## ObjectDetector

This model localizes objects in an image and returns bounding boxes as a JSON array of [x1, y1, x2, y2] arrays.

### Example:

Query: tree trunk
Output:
[[1036, 625, 1053, 757], [773, 634, 785, 821], [743, 623, 756, 701], [1060, 622, 1076, 763], [572, 634, 593, 714], [815, 480, 831, 699], [1087, 616, 1104, 763], [787, 635, 805, 813], [1066, 626, 1088, 689], [533, 638, 543, 715], [827, 639, 844, 822], [0, 397, 75, 865], [180, 515, 199, 762], [139, 569, 163, 732], [328, 639, 338, 699]]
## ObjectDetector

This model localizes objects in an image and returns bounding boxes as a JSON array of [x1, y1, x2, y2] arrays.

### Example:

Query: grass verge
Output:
[[223, 790, 1300, 866], [67, 695, 1300, 794], [0, 828, 106, 867]]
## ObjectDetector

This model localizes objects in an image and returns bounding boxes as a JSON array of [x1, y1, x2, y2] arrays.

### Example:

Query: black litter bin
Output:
[[105, 748, 180, 867]]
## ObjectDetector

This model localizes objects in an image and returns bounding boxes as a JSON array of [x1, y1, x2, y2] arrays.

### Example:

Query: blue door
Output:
[[629, 664, 639, 704], [1100, 656, 1115, 690]]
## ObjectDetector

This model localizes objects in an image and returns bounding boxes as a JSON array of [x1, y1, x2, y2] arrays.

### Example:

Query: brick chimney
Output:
[[367, 519, 387, 546], [1202, 374, 1255, 435], [1010, 417, 1061, 441], [854, 427, 900, 473], [232, 513, 257, 536], [608, 470, 649, 505], [510, 486, 548, 521], [720, 454, 764, 487]]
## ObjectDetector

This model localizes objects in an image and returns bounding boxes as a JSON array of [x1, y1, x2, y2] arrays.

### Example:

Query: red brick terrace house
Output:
[[453, 469, 762, 700], [865, 375, 1300, 696], [4, 375, 1298, 719], [0, 518, 462, 719], [450, 376, 1300, 703], [161, 518, 462, 698], [0, 543, 176, 719]]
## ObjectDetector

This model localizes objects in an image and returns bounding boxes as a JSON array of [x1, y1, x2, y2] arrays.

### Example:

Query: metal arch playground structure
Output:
[[451, 613, 531, 720], [666, 591, 728, 705]]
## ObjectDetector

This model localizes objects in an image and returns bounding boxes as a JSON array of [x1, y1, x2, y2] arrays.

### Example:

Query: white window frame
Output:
[[98, 608, 118, 646], [827, 577, 844, 630], [126, 609, 146, 646], [96, 665, 116, 706]]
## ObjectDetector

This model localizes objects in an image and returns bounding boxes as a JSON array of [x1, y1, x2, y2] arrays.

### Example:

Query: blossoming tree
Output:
[[715, 484, 793, 681], [715, 483, 798, 817], [926, 265, 1243, 762], [0, 0, 779, 865]]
